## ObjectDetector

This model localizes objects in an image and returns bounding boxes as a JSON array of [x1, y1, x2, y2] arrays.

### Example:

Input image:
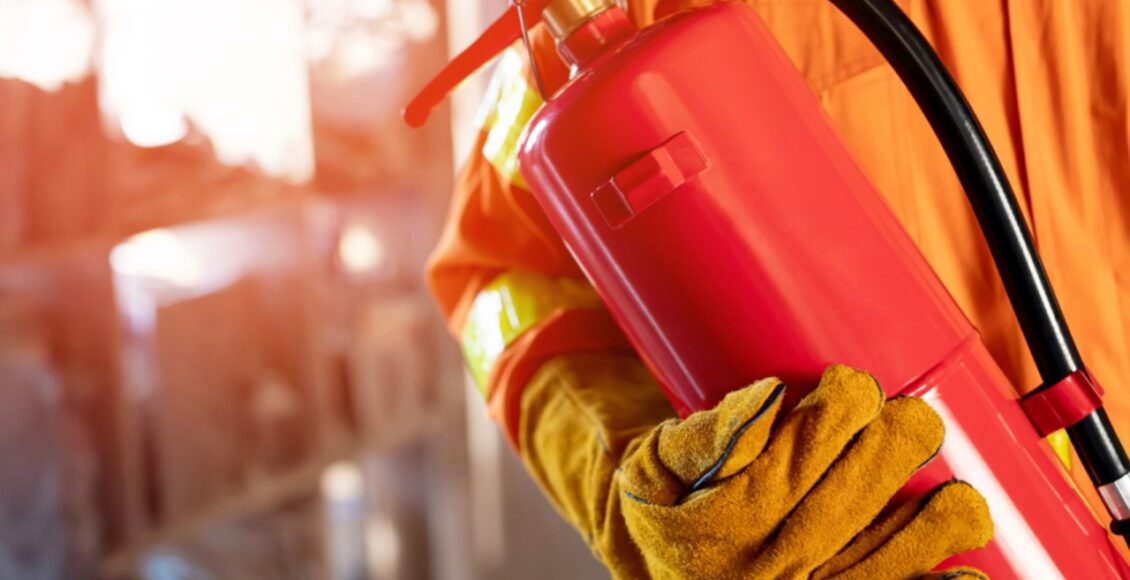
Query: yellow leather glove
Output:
[[519, 356, 993, 579]]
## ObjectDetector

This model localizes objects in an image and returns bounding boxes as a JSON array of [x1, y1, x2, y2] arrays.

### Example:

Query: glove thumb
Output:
[[621, 378, 785, 505]]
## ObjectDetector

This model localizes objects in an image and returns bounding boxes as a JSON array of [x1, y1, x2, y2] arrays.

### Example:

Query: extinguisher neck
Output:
[[555, 6, 635, 70]]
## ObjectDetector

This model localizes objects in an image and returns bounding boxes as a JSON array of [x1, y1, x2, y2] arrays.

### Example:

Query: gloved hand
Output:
[[519, 356, 993, 579]]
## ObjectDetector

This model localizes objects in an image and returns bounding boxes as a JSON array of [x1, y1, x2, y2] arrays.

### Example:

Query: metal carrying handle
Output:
[[514, 0, 550, 99]]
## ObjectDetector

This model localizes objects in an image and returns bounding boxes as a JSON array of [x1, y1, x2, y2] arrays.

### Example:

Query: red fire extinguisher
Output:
[[406, 0, 1130, 576]]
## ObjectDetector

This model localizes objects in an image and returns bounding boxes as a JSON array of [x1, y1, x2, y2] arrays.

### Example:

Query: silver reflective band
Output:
[[1098, 472, 1130, 521]]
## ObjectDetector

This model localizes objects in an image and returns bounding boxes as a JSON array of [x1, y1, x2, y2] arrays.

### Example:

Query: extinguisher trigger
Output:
[[591, 132, 709, 228]]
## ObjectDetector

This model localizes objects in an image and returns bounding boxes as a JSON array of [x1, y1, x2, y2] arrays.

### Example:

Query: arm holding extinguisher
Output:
[[424, 9, 992, 577]]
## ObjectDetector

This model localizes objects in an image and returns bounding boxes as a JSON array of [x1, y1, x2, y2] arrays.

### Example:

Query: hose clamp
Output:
[[1020, 369, 1103, 436], [1098, 472, 1130, 522]]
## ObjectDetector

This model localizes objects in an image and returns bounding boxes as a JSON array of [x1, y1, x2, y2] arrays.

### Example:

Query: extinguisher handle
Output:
[[402, 0, 552, 127]]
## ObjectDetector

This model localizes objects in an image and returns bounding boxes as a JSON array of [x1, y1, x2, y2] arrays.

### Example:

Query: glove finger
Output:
[[747, 395, 946, 578], [738, 365, 884, 539], [918, 566, 989, 580], [620, 378, 785, 505], [826, 481, 993, 580], [812, 487, 929, 579]]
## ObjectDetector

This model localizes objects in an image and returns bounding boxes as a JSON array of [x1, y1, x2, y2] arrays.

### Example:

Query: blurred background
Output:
[[0, 0, 606, 577]]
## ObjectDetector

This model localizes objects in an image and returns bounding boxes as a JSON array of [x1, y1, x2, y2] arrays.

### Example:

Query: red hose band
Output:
[[1021, 369, 1104, 436]]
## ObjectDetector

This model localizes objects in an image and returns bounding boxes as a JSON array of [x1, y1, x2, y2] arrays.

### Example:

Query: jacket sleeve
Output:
[[425, 29, 634, 447]]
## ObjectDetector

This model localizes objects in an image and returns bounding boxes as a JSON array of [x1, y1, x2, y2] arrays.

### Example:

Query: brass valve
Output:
[[543, 0, 616, 40]]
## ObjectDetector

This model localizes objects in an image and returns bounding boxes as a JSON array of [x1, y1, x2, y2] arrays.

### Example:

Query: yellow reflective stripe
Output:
[[1047, 429, 1072, 470], [473, 49, 518, 130], [462, 271, 602, 397], [478, 49, 543, 189]]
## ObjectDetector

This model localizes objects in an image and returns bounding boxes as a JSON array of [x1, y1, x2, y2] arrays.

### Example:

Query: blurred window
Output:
[[306, 0, 438, 81], [0, 0, 94, 91], [95, 0, 314, 182]]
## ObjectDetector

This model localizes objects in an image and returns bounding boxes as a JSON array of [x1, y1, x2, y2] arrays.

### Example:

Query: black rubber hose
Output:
[[827, 0, 1130, 531]]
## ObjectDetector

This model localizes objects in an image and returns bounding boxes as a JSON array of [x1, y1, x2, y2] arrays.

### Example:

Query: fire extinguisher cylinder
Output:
[[405, 0, 1130, 574]]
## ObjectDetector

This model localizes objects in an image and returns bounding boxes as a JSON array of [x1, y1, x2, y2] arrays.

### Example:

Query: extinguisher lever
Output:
[[403, 0, 552, 127], [831, 0, 1130, 543]]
